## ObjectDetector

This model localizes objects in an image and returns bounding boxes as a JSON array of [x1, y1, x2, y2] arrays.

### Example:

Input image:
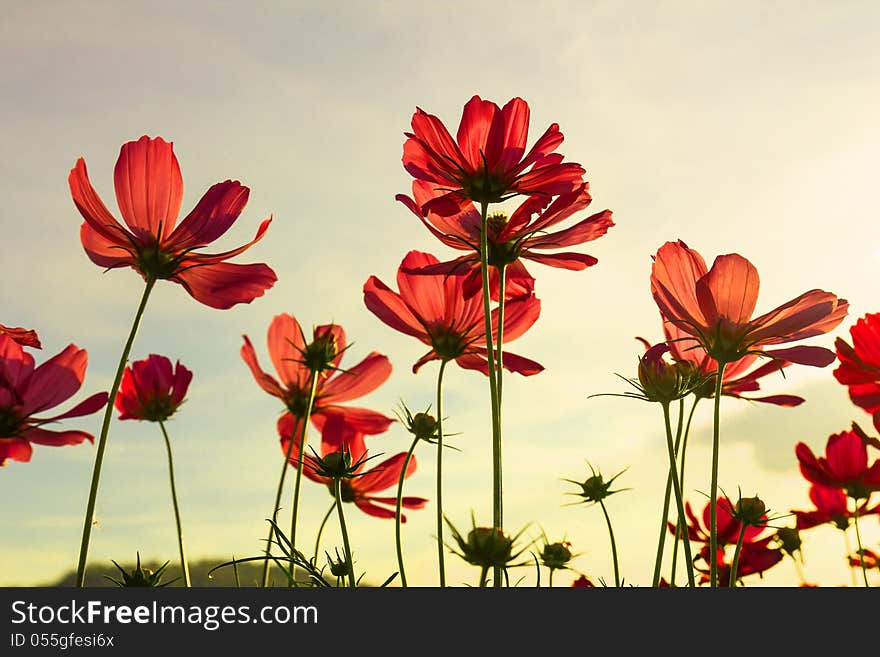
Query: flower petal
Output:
[[113, 135, 183, 240], [695, 253, 760, 326], [167, 180, 249, 251], [0, 438, 32, 464], [240, 335, 285, 399], [173, 261, 277, 309], [21, 344, 87, 417], [319, 352, 392, 404]]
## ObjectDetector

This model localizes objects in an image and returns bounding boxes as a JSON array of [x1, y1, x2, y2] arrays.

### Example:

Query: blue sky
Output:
[[2, 0, 879, 587]]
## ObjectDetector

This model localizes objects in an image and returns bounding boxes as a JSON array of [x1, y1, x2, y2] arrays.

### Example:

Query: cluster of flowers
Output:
[[2, 94, 877, 588]]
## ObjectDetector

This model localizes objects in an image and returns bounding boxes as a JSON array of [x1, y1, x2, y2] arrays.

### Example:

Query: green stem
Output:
[[260, 419, 298, 587], [852, 497, 870, 587], [671, 397, 700, 586], [599, 499, 620, 587], [662, 402, 696, 587], [477, 200, 503, 588], [709, 361, 727, 588], [75, 278, 155, 587], [792, 555, 806, 585], [313, 500, 336, 566], [334, 478, 356, 588], [435, 359, 448, 587], [729, 523, 747, 587], [495, 264, 507, 404], [395, 433, 421, 587], [478, 565, 489, 588], [843, 529, 857, 587], [288, 371, 320, 584], [159, 421, 190, 587], [652, 398, 685, 587], [548, 569, 554, 588]]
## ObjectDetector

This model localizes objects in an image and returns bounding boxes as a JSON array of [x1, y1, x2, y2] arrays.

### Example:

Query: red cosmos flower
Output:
[[849, 549, 880, 570], [279, 415, 428, 521], [669, 498, 782, 585], [658, 323, 805, 407], [0, 323, 41, 349], [571, 575, 595, 588], [241, 315, 394, 443], [115, 355, 192, 422], [796, 429, 880, 499], [70, 135, 277, 309], [363, 250, 543, 375], [792, 485, 880, 530], [834, 313, 880, 432], [671, 498, 769, 548], [397, 181, 614, 299], [650, 240, 848, 366], [694, 539, 783, 586], [0, 335, 108, 466], [402, 95, 586, 215]]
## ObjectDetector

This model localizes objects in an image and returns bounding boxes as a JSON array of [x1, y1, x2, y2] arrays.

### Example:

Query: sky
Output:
[[2, 0, 879, 588]]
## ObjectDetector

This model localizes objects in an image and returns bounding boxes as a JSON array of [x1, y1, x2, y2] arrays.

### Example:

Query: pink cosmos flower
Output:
[[402, 95, 586, 215], [280, 414, 427, 521], [70, 135, 276, 309], [834, 313, 880, 432], [363, 250, 543, 375], [796, 429, 880, 499], [397, 180, 613, 299], [0, 335, 108, 466], [650, 240, 848, 366], [115, 354, 192, 422], [241, 315, 394, 445]]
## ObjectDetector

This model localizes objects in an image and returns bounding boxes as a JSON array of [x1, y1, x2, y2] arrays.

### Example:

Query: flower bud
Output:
[[637, 344, 701, 403], [775, 527, 802, 556], [733, 495, 767, 526], [541, 541, 573, 570]]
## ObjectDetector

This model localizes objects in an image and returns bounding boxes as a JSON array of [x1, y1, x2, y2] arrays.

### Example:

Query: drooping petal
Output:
[[20, 427, 94, 446], [456, 349, 544, 376], [173, 261, 277, 310], [314, 405, 394, 436], [0, 438, 32, 464], [319, 352, 392, 404], [113, 136, 183, 240], [762, 345, 836, 367], [354, 452, 415, 493], [522, 251, 598, 270]]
